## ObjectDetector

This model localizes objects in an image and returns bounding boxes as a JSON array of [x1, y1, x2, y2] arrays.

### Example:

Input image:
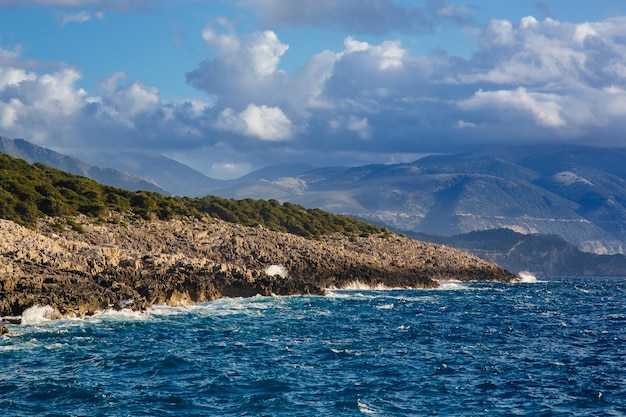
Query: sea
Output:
[[1, 276, 625, 416]]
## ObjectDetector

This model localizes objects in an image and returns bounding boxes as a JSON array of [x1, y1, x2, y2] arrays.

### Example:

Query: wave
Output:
[[265, 264, 288, 278], [325, 281, 411, 291], [358, 398, 379, 415], [517, 271, 538, 283], [435, 280, 472, 291], [328, 280, 480, 292], [20, 305, 57, 325], [15, 297, 280, 328]]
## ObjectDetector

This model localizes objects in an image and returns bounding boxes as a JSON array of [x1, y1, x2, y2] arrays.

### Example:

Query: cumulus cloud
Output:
[[0, 66, 88, 141], [97, 72, 160, 117], [186, 22, 290, 109], [459, 87, 565, 128], [0, 54, 208, 150], [216, 104, 293, 141]]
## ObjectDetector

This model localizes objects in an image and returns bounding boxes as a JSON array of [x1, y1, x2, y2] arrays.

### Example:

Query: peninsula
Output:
[[0, 152, 517, 320]]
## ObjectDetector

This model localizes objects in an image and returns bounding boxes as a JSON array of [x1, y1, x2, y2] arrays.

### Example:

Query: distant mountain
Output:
[[91, 153, 225, 197], [211, 145, 626, 255], [0, 137, 165, 194], [406, 228, 626, 277], [235, 163, 315, 182]]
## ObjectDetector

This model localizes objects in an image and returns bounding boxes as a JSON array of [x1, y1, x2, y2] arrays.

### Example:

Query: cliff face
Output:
[[0, 216, 517, 319]]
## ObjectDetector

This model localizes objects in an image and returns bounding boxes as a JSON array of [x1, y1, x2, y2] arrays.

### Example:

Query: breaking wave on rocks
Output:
[[326, 280, 408, 291], [19, 305, 57, 325], [517, 271, 538, 282], [264, 264, 288, 278]]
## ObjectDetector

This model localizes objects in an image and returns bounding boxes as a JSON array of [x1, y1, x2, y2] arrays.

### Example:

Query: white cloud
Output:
[[182, 15, 626, 157], [0, 67, 89, 142], [98, 72, 160, 117], [187, 23, 290, 109], [459, 87, 565, 128], [246, 31, 289, 76], [217, 104, 292, 141], [0, 67, 36, 89], [200, 24, 289, 77], [463, 16, 626, 86], [347, 115, 372, 139], [0, 56, 208, 150], [573, 22, 598, 44], [484, 19, 514, 46], [0, 99, 20, 129], [341, 37, 406, 70]]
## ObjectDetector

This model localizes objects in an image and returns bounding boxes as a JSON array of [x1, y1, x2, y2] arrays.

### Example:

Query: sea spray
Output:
[[265, 264, 288, 278], [518, 271, 538, 282], [20, 305, 56, 325], [326, 281, 407, 291]]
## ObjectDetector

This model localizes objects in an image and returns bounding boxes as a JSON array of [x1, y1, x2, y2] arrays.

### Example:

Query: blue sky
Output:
[[1, 0, 626, 178]]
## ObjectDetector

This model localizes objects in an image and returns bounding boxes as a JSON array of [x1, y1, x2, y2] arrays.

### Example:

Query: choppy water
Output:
[[1, 277, 625, 416]]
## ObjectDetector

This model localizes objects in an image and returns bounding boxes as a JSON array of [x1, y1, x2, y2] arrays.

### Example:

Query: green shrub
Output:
[[0, 151, 384, 238]]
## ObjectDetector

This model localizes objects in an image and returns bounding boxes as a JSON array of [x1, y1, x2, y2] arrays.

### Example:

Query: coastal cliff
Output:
[[0, 215, 516, 319]]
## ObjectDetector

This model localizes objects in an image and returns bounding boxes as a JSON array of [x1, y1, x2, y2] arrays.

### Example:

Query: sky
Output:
[[1, 1, 626, 178]]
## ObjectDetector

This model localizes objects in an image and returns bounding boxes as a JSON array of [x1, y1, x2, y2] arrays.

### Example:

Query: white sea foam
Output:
[[436, 280, 471, 291], [326, 281, 406, 291], [20, 305, 56, 325], [265, 264, 288, 278], [358, 398, 378, 414], [517, 271, 537, 283], [88, 308, 149, 322]]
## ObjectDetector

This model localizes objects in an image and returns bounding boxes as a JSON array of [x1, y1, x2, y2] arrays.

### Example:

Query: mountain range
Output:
[[211, 146, 626, 255], [2, 135, 625, 258]]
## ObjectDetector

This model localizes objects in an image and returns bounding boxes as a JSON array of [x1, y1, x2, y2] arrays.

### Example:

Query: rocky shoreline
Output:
[[0, 215, 517, 322]]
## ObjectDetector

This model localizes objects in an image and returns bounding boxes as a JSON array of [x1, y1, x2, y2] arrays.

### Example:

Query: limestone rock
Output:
[[0, 215, 517, 319]]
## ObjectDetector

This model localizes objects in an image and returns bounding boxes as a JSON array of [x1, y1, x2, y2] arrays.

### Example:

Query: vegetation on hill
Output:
[[0, 152, 383, 238]]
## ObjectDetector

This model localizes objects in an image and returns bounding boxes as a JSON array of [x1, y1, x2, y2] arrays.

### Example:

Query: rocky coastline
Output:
[[0, 215, 517, 322]]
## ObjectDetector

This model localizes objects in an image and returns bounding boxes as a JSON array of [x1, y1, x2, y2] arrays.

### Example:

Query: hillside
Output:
[[0, 151, 381, 239], [0, 137, 165, 194]]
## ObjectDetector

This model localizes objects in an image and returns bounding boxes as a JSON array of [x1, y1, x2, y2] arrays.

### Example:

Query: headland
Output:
[[0, 215, 517, 321]]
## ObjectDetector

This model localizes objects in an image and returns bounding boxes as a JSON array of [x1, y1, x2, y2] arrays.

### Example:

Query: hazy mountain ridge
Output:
[[212, 146, 626, 255], [90, 153, 227, 198], [0, 137, 166, 194]]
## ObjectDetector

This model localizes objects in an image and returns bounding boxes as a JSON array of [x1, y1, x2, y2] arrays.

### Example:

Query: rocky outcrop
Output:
[[0, 215, 517, 319]]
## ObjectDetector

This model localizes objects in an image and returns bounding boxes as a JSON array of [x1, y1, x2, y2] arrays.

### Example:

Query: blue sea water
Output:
[[1, 276, 625, 416]]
